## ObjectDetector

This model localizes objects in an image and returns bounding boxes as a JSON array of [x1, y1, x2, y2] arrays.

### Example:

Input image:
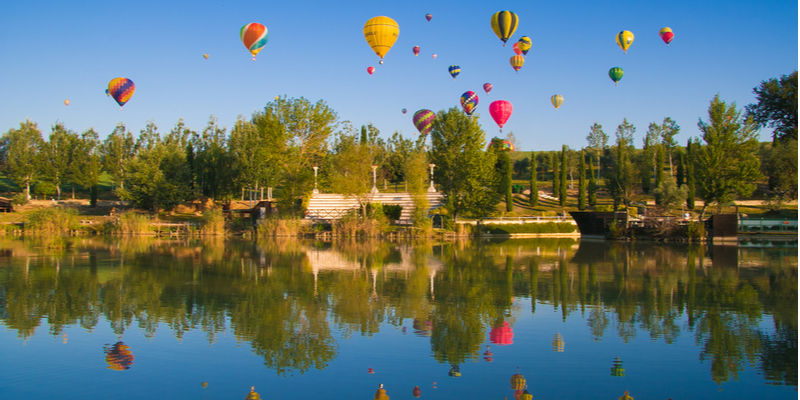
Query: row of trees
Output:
[[1, 72, 796, 219]]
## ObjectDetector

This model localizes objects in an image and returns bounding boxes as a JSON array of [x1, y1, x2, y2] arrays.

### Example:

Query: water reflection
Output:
[[0, 236, 796, 388]]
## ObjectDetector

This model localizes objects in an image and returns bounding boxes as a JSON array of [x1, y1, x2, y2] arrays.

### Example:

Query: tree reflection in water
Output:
[[0, 236, 795, 386]]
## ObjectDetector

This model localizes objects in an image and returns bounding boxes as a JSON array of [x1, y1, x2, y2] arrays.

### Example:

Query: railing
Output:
[[739, 218, 798, 233]]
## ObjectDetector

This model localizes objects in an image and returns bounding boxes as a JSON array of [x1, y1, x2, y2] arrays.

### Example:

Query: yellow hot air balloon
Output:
[[491, 11, 518, 46], [616, 30, 634, 53], [364, 16, 399, 64], [551, 94, 563, 109], [509, 55, 524, 73], [63, 100, 70, 106]]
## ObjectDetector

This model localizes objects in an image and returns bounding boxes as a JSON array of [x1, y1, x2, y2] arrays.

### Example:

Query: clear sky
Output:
[[1, 0, 797, 151]]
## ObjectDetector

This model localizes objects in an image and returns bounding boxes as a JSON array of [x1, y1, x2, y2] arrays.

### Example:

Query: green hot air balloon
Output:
[[609, 67, 624, 86]]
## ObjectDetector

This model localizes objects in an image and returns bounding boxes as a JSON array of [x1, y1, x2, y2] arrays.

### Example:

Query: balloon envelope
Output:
[[425, 13, 432, 21], [402, 108, 407, 114], [460, 91, 479, 115], [491, 11, 518, 46], [367, 66, 375, 75], [512, 42, 522, 56], [490, 321, 514, 345], [608, 67, 624, 85], [615, 30, 634, 53], [203, 53, 209, 59], [432, 53, 437, 59], [448, 65, 460, 79], [364, 16, 399, 64], [107, 77, 135, 109], [510, 55, 524, 73], [63, 99, 69, 106], [489, 100, 513, 132], [413, 45, 420, 56], [483, 83, 492, 94], [517, 36, 531, 55], [413, 109, 436, 135], [551, 94, 563, 109], [659, 27, 674, 45], [240, 23, 269, 60]]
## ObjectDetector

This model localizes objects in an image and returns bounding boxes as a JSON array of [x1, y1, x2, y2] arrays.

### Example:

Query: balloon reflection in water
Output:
[[490, 321, 514, 345], [510, 369, 526, 390], [103, 341, 134, 370], [552, 333, 564, 352], [611, 356, 625, 377], [412, 386, 421, 398], [483, 345, 494, 362], [619, 390, 634, 400], [245, 386, 261, 400], [448, 364, 461, 377], [374, 383, 389, 400], [412, 318, 433, 336]]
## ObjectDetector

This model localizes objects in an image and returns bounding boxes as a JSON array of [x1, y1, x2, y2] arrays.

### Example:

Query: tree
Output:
[[763, 139, 798, 205], [513, 157, 530, 178], [71, 128, 101, 205], [607, 119, 638, 208], [551, 152, 559, 197], [686, 139, 696, 210], [118, 139, 192, 212], [559, 145, 567, 206], [745, 71, 797, 142], [100, 123, 135, 191], [586, 122, 608, 180], [654, 145, 665, 205], [39, 122, 79, 200], [578, 150, 586, 210], [652, 179, 688, 214], [529, 151, 538, 207], [327, 127, 376, 216], [385, 132, 415, 190], [193, 116, 233, 200], [429, 107, 498, 222], [1, 120, 44, 197], [588, 158, 598, 207], [490, 138, 513, 212], [694, 94, 761, 219]]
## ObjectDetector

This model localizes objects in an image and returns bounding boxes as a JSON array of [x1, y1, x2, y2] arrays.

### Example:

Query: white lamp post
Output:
[[312, 166, 319, 194], [428, 163, 436, 192], [371, 165, 379, 194]]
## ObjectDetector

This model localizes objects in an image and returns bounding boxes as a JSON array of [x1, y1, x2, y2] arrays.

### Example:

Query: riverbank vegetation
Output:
[[0, 72, 796, 238]]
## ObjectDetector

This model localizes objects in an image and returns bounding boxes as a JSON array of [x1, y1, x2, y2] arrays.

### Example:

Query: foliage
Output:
[[116, 211, 153, 234], [588, 157, 597, 207], [559, 145, 568, 206], [429, 107, 498, 221], [763, 138, 798, 203], [529, 151, 538, 207], [686, 139, 696, 210], [100, 123, 135, 191], [11, 193, 28, 206], [2, 119, 44, 197], [745, 70, 798, 142], [480, 222, 577, 234], [25, 207, 79, 233], [327, 127, 376, 216], [694, 94, 761, 219], [201, 209, 225, 235], [607, 118, 638, 208], [586, 121, 608, 180], [578, 150, 586, 210], [257, 216, 302, 237], [652, 178, 688, 213], [379, 204, 403, 221]]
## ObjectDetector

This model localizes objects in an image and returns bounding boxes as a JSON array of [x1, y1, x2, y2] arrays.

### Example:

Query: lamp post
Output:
[[312, 166, 319, 194], [428, 163, 436, 192], [371, 165, 379, 194]]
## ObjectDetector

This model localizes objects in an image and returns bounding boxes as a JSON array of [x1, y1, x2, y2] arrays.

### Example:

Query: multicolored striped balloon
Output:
[[240, 22, 269, 61], [413, 109, 436, 135], [551, 94, 563, 109], [490, 11, 518, 46], [659, 27, 674, 45], [448, 65, 460, 80], [483, 83, 493, 94], [107, 77, 135, 110], [460, 91, 479, 115], [517, 36, 532, 56], [510, 55, 524, 73]]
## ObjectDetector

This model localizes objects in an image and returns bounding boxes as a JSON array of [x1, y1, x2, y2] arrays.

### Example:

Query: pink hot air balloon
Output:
[[432, 53, 437, 59], [489, 100, 513, 133], [367, 66, 375, 75], [413, 46, 420, 56], [483, 83, 492, 94], [425, 13, 432, 22]]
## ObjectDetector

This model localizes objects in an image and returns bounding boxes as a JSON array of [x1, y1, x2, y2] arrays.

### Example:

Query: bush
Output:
[[257, 216, 301, 237], [381, 204, 403, 221], [11, 193, 28, 206], [480, 222, 576, 235], [595, 205, 614, 212], [201, 209, 225, 235], [25, 207, 79, 233], [116, 211, 153, 234]]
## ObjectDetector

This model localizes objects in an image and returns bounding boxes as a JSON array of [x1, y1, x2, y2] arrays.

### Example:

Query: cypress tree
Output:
[[655, 145, 665, 205], [588, 158, 597, 207], [529, 151, 538, 207], [551, 152, 559, 197], [559, 145, 568, 206], [578, 150, 586, 210], [506, 154, 513, 212], [676, 151, 685, 187], [686, 139, 696, 210]]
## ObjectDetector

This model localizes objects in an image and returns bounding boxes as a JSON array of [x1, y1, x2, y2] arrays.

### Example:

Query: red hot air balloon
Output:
[[512, 42, 522, 56], [367, 66, 375, 75], [489, 100, 513, 133], [659, 27, 674, 45], [412, 386, 421, 398], [413, 46, 420, 56], [426, 14, 432, 22], [483, 83, 492, 94], [413, 109, 436, 136]]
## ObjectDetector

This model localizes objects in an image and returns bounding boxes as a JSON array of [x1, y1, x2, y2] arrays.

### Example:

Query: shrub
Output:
[[201, 209, 225, 235], [257, 216, 301, 237], [11, 193, 28, 206], [686, 221, 705, 241], [381, 204, 403, 221], [595, 205, 614, 212], [25, 207, 79, 233], [116, 211, 153, 234], [480, 222, 576, 235]]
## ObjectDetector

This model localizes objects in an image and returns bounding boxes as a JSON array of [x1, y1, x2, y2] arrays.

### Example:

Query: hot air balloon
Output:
[[551, 94, 563, 109], [412, 386, 421, 398], [510, 371, 526, 390], [616, 30, 634, 53], [426, 14, 432, 22], [510, 55, 524, 73], [103, 342, 134, 370], [489, 100, 512, 133], [105, 89, 109, 96], [245, 386, 261, 400], [107, 77, 135, 110], [460, 91, 479, 115], [240, 23, 269, 61], [413, 45, 420, 56], [483, 83, 492, 94], [374, 384, 389, 400], [608, 67, 624, 86], [491, 11, 518, 46], [63, 100, 70, 106], [483, 345, 494, 362], [512, 42, 522, 56], [490, 321, 514, 344], [519, 389, 533, 400], [448, 364, 461, 377], [413, 109, 436, 136], [367, 66, 375, 75], [364, 16, 399, 64], [552, 333, 565, 352], [402, 108, 407, 114], [518, 36, 531, 56], [203, 53, 209, 59], [432, 53, 437, 59], [448, 65, 460, 80], [487, 139, 515, 151], [659, 27, 674, 45]]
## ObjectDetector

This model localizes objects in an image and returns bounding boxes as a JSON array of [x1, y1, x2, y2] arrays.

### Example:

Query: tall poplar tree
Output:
[[578, 150, 586, 210], [529, 151, 538, 207], [559, 145, 568, 206], [588, 158, 598, 207], [686, 139, 696, 210]]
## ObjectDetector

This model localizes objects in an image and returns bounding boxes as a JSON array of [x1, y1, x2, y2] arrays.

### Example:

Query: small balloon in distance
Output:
[[203, 53, 209, 59], [367, 66, 375, 75], [63, 99, 70, 106]]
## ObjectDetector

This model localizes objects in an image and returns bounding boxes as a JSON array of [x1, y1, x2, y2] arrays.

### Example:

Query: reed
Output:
[[116, 211, 154, 234], [201, 209, 226, 235], [257, 216, 302, 237], [25, 207, 79, 234]]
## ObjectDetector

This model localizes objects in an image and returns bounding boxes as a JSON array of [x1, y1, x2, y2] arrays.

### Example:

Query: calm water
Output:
[[0, 236, 796, 400]]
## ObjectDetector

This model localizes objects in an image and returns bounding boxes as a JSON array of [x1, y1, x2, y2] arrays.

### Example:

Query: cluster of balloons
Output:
[[609, 27, 675, 85]]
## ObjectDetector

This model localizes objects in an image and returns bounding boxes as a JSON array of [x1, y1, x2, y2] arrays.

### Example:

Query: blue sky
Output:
[[1, 0, 796, 151]]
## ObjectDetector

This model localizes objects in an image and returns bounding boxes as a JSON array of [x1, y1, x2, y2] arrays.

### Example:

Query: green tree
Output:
[[588, 158, 598, 207], [71, 128, 101, 205], [745, 70, 797, 142], [193, 116, 233, 200], [686, 139, 696, 210], [405, 149, 432, 230], [490, 138, 513, 212], [551, 152, 559, 197], [586, 122, 608, 180], [39, 122, 80, 200], [529, 151, 538, 207], [1, 119, 44, 197], [327, 127, 376, 216], [607, 119, 638, 208], [385, 132, 415, 191], [676, 150, 685, 187], [100, 123, 135, 191], [763, 139, 798, 205], [559, 145, 568, 206], [654, 145, 665, 205], [429, 107, 498, 222], [695, 95, 761, 219], [578, 150, 586, 210], [118, 140, 192, 212]]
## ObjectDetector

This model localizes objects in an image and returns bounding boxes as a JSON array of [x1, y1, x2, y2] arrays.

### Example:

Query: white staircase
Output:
[[306, 192, 444, 223]]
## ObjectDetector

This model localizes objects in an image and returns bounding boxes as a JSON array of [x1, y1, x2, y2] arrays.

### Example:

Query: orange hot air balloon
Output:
[[104, 341, 134, 370], [63, 100, 70, 106], [512, 42, 522, 56], [367, 66, 375, 75]]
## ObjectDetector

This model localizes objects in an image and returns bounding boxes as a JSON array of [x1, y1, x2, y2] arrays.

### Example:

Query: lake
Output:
[[0, 236, 796, 399]]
